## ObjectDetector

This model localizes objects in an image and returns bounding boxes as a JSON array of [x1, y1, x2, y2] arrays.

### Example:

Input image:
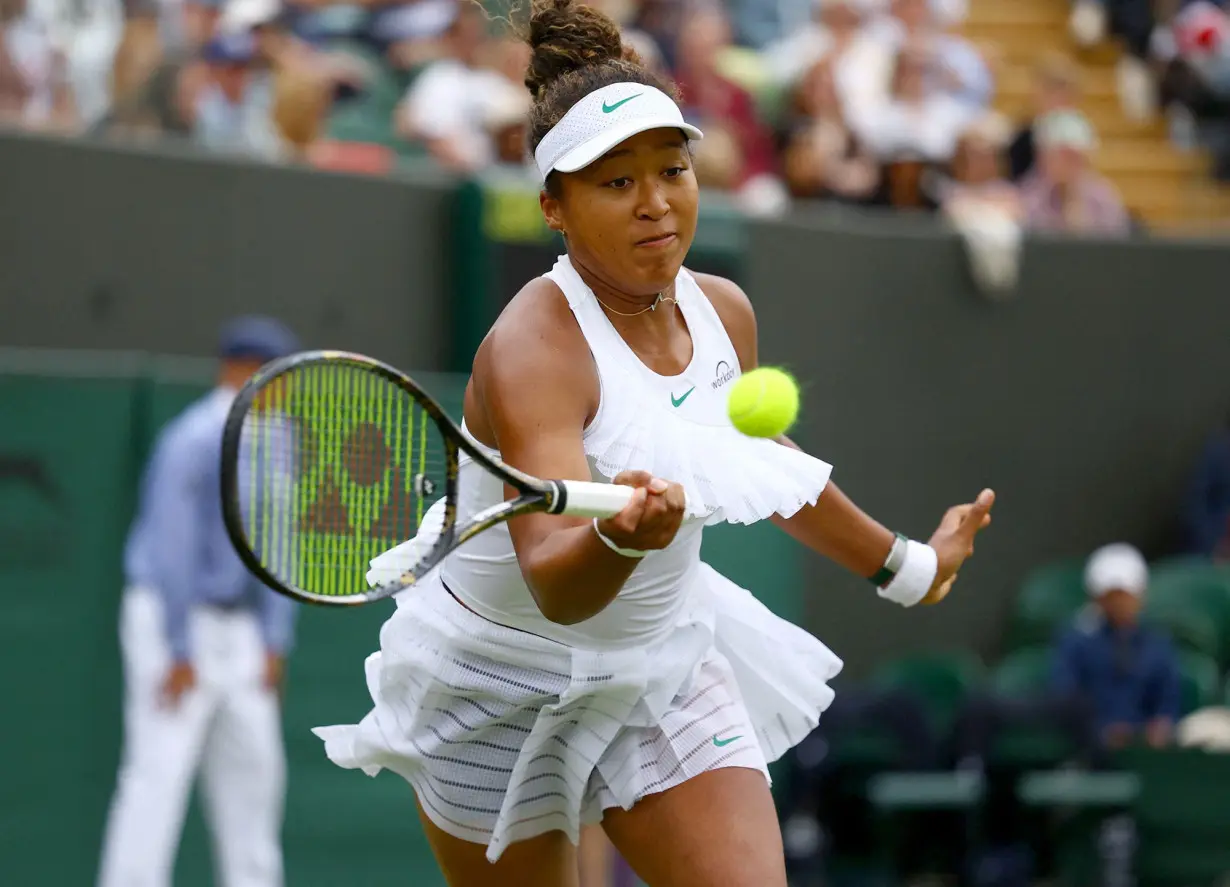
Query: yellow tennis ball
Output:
[[727, 367, 799, 438]]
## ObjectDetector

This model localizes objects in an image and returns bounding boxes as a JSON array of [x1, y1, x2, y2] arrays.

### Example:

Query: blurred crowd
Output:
[[1073, 0, 1230, 178], [1, 0, 1226, 241]]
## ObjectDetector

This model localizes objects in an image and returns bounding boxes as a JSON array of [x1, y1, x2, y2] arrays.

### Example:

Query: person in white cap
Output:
[[1053, 543, 1182, 751], [1018, 109, 1131, 236], [311, 1, 995, 884]]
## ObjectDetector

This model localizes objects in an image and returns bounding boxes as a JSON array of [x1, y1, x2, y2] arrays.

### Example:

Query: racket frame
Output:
[[221, 349, 604, 606]]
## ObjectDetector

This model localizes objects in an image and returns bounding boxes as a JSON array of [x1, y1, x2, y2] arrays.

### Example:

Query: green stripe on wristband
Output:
[[869, 565, 896, 587], [869, 533, 908, 588]]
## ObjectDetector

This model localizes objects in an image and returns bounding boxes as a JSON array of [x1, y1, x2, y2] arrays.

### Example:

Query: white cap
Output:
[[533, 82, 704, 181], [1084, 543, 1148, 597], [219, 0, 280, 33], [1035, 109, 1099, 153]]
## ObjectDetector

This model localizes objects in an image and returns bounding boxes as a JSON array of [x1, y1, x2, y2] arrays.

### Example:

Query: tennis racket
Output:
[[220, 349, 635, 606]]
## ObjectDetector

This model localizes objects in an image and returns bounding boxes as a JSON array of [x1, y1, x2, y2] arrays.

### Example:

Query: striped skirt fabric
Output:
[[313, 563, 842, 862]]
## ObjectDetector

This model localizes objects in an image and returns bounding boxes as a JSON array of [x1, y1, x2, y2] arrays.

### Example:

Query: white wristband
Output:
[[592, 519, 649, 559], [877, 540, 938, 607]]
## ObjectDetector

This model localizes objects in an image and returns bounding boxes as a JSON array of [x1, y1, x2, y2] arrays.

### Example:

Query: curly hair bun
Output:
[[524, 0, 633, 98]]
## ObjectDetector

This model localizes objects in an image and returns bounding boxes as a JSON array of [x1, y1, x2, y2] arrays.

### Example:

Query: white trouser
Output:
[[97, 587, 286, 887]]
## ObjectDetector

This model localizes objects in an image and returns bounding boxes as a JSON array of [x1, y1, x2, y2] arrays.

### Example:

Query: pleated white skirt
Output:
[[313, 563, 842, 862]]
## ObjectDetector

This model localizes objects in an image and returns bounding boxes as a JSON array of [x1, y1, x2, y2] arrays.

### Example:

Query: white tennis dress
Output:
[[313, 256, 844, 862]]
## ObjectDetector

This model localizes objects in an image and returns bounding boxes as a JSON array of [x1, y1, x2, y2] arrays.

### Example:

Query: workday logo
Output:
[[711, 360, 736, 391]]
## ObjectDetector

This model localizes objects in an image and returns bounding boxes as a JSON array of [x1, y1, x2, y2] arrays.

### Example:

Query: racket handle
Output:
[[552, 480, 637, 519]]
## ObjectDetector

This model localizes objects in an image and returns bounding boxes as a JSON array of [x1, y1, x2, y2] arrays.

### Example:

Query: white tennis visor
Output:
[[533, 82, 704, 182]]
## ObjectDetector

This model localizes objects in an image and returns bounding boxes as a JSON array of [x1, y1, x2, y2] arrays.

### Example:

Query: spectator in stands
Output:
[[272, 63, 330, 159], [1070, 0, 1158, 120], [482, 78, 531, 171], [100, 49, 206, 137], [941, 113, 1024, 295], [110, 4, 163, 118], [851, 0, 992, 120], [586, 0, 666, 73], [4, 0, 89, 130], [942, 112, 1019, 215], [763, 0, 872, 95], [855, 41, 973, 173], [1007, 51, 1082, 182], [372, 0, 461, 73], [1180, 415, 1230, 560], [48, 0, 127, 128], [0, 0, 52, 124], [630, 0, 683, 73], [779, 57, 880, 202], [394, 0, 519, 172], [193, 30, 284, 158], [1019, 110, 1130, 236], [672, 2, 786, 211], [1155, 0, 1230, 178], [1053, 543, 1182, 750]]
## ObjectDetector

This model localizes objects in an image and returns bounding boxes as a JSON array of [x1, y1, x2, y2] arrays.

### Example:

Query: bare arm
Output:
[[470, 281, 685, 625], [698, 273, 895, 576], [697, 273, 993, 601]]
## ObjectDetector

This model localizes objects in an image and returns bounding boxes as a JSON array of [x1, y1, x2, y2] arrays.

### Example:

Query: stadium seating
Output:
[[870, 649, 986, 735], [956, 0, 1230, 228], [1119, 747, 1230, 884], [1176, 650, 1222, 715], [1147, 557, 1230, 664], [1006, 559, 1088, 651], [986, 647, 1083, 769]]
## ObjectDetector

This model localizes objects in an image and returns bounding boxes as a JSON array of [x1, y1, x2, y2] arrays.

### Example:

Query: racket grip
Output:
[[553, 480, 637, 519]]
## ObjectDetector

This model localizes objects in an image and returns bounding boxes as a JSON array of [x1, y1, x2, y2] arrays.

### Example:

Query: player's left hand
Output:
[[264, 652, 285, 696], [922, 488, 995, 605]]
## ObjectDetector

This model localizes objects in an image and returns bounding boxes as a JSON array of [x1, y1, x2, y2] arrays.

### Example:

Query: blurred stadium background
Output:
[[3, 0, 1230, 883]]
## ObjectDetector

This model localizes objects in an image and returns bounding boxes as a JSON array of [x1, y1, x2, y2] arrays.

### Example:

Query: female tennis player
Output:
[[314, 2, 994, 884]]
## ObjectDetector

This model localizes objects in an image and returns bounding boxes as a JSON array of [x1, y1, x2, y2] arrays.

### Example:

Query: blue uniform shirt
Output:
[[1052, 608, 1182, 732], [124, 388, 297, 661]]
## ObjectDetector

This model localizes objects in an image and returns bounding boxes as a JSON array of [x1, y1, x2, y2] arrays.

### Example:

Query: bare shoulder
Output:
[[469, 276, 599, 442], [691, 272, 758, 371]]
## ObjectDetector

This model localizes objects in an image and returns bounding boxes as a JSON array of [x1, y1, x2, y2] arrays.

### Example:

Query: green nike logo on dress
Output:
[[602, 94, 642, 113], [670, 387, 695, 408], [713, 733, 743, 747]]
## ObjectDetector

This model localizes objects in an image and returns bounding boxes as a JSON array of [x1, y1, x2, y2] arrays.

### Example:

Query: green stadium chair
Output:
[[987, 648, 1080, 769], [1143, 596, 1222, 661], [870, 649, 985, 735], [1147, 556, 1230, 664], [990, 646, 1052, 696], [1116, 747, 1230, 885], [1177, 650, 1221, 715], [1007, 559, 1089, 651]]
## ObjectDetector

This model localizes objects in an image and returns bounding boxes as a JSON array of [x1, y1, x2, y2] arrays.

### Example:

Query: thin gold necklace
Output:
[[594, 292, 677, 317]]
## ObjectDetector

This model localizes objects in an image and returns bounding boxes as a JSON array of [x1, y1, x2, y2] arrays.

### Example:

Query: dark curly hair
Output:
[[519, 0, 677, 193]]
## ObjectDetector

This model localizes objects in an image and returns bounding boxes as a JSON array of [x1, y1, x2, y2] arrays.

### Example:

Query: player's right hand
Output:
[[598, 470, 686, 551], [160, 660, 196, 709]]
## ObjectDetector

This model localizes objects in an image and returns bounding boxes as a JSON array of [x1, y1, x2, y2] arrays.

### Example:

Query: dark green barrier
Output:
[[450, 169, 746, 372], [0, 350, 145, 884], [0, 131, 456, 373]]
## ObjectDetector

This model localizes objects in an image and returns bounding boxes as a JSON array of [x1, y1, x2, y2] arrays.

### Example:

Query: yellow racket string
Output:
[[244, 363, 448, 597]]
